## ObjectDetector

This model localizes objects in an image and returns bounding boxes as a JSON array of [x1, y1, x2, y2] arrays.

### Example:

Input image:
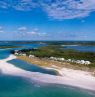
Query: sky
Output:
[[0, 0, 95, 41]]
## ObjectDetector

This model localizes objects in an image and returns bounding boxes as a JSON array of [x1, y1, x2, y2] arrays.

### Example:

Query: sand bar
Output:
[[0, 55, 95, 90]]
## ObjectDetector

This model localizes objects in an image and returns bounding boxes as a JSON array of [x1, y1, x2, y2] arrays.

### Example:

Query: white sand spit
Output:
[[0, 55, 95, 91]]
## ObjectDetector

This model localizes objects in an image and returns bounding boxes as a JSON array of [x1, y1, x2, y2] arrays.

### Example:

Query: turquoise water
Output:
[[0, 42, 95, 97], [0, 75, 95, 97]]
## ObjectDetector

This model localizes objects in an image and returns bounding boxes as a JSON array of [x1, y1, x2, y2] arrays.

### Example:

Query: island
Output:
[[11, 45, 95, 76]]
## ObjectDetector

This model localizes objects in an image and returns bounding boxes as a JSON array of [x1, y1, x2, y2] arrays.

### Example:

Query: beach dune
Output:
[[0, 55, 95, 91]]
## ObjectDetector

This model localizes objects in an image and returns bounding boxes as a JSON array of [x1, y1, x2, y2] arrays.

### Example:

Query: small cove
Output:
[[8, 59, 58, 75]]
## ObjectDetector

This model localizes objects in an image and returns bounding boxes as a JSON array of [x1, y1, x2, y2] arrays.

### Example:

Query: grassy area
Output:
[[17, 56, 95, 74], [17, 56, 62, 69], [15, 45, 95, 63]]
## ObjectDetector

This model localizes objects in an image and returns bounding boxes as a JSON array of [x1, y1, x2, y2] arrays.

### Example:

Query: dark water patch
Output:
[[64, 45, 95, 52], [8, 59, 58, 75], [0, 49, 10, 59]]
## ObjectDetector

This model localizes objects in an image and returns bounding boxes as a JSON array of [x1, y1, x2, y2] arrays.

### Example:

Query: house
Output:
[[29, 55, 35, 58], [15, 52, 19, 55], [22, 53, 26, 56], [84, 61, 91, 65], [67, 59, 71, 62], [80, 60, 85, 64], [59, 58, 65, 61], [50, 56, 91, 65]]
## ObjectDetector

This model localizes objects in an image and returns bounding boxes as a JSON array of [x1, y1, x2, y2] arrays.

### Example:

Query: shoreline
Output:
[[0, 55, 95, 91], [17, 56, 95, 74]]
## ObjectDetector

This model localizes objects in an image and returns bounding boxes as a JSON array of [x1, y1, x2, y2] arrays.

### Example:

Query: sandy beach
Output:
[[0, 55, 95, 91]]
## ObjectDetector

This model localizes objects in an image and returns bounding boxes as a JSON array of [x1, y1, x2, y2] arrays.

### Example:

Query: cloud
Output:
[[56, 31, 91, 40], [0, 26, 4, 33], [0, 26, 3, 30], [0, 30, 4, 33], [15, 26, 28, 38], [0, 0, 95, 19], [12, 0, 38, 11], [26, 28, 48, 37], [18, 26, 27, 32], [0, 1, 9, 9], [16, 27, 48, 37], [40, 0, 95, 19], [0, 0, 38, 11]]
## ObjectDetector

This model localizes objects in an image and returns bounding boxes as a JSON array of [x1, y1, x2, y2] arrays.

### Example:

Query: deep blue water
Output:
[[0, 49, 10, 59]]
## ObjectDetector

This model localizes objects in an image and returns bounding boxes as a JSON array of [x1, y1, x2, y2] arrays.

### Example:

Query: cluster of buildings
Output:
[[14, 50, 91, 65], [50, 57, 91, 65], [14, 50, 26, 55], [14, 50, 35, 58]]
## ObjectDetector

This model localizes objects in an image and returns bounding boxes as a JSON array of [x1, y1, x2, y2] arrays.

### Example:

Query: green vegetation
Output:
[[11, 45, 95, 66], [0, 45, 20, 49]]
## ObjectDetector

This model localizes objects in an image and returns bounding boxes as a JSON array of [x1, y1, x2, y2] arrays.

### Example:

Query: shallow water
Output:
[[8, 59, 58, 75], [0, 75, 95, 97]]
